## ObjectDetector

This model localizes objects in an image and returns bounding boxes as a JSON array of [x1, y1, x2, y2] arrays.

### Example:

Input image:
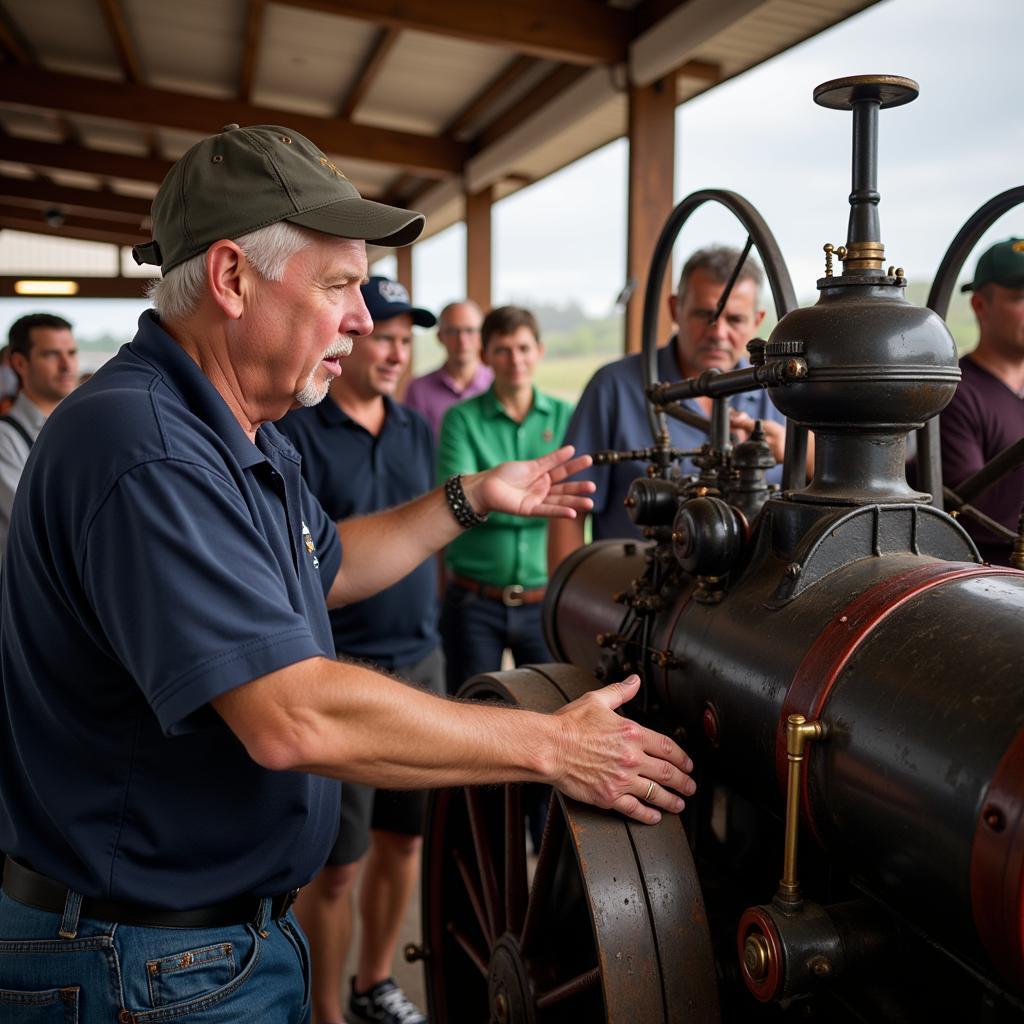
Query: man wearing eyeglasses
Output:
[[548, 245, 789, 571], [404, 300, 491, 437]]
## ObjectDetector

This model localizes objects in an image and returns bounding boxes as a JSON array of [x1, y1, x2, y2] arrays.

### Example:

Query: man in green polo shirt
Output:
[[437, 306, 572, 696]]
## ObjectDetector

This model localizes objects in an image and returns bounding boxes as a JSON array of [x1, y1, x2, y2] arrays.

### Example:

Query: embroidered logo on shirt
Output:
[[301, 521, 320, 570], [543, 429, 553, 442]]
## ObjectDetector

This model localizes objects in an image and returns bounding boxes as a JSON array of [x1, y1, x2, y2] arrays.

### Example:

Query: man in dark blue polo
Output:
[[548, 246, 789, 572], [278, 277, 439, 1024], [0, 124, 695, 1023]]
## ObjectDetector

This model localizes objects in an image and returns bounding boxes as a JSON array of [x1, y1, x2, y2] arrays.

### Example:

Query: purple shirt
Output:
[[940, 355, 1024, 565], [404, 363, 493, 438]]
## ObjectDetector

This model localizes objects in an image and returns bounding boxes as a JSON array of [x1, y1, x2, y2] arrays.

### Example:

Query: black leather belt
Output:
[[2, 858, 300, 929]]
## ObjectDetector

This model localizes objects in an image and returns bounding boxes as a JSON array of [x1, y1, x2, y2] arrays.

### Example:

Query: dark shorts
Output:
[[327, 646, 445, 866]]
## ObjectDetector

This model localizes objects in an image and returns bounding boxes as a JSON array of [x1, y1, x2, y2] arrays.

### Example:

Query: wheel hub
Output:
[[487, 934, 536, 1024]]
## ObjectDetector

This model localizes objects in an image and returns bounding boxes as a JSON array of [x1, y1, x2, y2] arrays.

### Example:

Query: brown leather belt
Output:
[[451, 574, 546, 607], [2, 857, 299, 929]]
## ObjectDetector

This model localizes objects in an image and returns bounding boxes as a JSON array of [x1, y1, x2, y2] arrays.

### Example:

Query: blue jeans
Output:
[[0, 889, 311, 1023], [440, 583, 551, 695]]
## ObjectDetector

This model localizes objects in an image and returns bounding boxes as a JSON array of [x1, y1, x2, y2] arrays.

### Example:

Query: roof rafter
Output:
[[0, 174, 152, 221], [0, 134, 174, 184], [445, 55, 538, 136], [97, 0, 143, 84], [0, 203, 148, 246], [275, 0, 633, 65], [338, 27, 402, 120], [0, 65, 466, 177], [238, 0, 267, 101], [0, 2, 33, 64], [476, 65, 590, 149]]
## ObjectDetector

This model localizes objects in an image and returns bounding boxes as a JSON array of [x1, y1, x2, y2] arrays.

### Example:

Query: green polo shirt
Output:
[[437, 386, 573, 588]]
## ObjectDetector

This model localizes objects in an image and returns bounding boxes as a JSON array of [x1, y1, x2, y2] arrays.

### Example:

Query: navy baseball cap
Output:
[[361, 276, 436, 328]]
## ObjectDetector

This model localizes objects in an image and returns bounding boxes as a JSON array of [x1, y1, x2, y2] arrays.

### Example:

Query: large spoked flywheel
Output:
[[422, 664, 721, 1023]]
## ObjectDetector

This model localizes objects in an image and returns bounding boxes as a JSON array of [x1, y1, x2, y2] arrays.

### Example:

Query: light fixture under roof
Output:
[[13, 280, 80, 296]]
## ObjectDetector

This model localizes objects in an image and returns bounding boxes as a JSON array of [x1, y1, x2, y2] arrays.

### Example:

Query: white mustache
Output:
[[323, 337, 353, 360]]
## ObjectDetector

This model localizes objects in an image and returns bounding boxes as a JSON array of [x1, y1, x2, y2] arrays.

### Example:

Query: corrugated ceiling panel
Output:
[[0, 110, 63, 141], [68, 117, 150, 157], [5, 0, 120, 78], [357, 31, 517, 135], [251, 5, 378, 118], [126, 0, 244, 98]]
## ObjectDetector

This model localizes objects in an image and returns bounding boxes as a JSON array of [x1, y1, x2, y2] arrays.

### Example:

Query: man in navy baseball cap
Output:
[[361, 276, 436, 329]]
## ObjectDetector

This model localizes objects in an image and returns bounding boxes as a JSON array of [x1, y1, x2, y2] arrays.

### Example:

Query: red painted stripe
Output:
[[776, 561, 1020, 840]]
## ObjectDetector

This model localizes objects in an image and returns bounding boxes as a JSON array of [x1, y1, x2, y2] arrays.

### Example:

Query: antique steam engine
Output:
[[420, 76, 1024, 1022]]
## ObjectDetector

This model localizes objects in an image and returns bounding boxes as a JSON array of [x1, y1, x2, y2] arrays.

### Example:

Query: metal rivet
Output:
[[212, 154, 224, 163], [280, 135, 292, 144]]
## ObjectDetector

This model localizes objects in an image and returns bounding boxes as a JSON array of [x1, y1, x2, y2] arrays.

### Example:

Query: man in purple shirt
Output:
[[941, 237, 1024, 565], [404, 300, 491, 436]]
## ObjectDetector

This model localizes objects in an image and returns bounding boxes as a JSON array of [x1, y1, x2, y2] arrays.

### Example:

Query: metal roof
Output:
[[0, 0, 880, 278]]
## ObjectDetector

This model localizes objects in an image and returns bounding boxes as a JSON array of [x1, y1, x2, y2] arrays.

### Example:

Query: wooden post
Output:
[[466, 184, 493, 312], [626, 74, 675, 353], [396, 242, 414, 294], [395, 243, 415, 399]]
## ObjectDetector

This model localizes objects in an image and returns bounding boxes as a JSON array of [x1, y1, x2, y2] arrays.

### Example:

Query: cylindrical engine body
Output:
[[545, 513, 1024, 993]]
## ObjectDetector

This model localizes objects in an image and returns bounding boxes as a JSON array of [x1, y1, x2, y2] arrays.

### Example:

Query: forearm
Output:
[[214, 656, 557, 789]]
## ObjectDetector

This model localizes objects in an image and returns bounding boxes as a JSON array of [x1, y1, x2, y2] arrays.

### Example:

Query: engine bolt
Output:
[[743, 933, 771, 981]]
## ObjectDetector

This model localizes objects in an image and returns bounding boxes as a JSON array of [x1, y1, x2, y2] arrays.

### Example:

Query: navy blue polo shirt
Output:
[[564, 343, 786, 541], [0, 311, 343, 908], [278, 397, 438, 668]]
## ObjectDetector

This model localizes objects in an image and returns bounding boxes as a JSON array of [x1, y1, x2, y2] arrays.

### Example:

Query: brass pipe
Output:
[[776, 713, 827, 905]]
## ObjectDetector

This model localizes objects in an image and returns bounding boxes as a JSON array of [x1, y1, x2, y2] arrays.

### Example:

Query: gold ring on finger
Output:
[[644, 779, 656, 802]]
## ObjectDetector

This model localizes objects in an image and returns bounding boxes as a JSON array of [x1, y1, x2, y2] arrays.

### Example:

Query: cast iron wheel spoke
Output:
[[452, 846, 494, 947], [445, 920, 490, 977], [466, 786, 503, 938], [518, 794, 566, 957], [504, 782, 527, 937], [535, 967, 601, 1009]]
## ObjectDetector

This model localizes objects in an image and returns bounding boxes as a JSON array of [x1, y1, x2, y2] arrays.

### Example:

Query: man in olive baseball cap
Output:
[[941, 235, 1024, 565], [960, 238, 1024, 293], [133, 124, 424, 273]]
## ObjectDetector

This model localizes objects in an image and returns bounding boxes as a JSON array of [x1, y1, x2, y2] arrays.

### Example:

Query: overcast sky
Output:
[[0, 0, 1018, 354]]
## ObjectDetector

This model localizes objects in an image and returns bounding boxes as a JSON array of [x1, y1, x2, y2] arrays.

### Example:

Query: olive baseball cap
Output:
[[960, 238, 1024, 292], [132, 124, 425, 274]]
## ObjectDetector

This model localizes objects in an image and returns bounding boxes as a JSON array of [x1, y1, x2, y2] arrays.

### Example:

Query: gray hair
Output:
[[147, 221, 313, 321], [677, 245, 763, 306]]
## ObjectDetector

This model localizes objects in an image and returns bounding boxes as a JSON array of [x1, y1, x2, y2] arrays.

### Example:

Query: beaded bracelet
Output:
[[444, 474, 488, 529]]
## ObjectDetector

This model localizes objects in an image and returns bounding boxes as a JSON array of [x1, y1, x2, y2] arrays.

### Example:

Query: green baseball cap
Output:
[[132, 124, 425, 274], [960, 237, 1024, 292]]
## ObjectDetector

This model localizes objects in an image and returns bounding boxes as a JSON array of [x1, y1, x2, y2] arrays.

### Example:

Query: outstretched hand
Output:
[[468, 445, 595, 520], [548, 675, 696, 825]]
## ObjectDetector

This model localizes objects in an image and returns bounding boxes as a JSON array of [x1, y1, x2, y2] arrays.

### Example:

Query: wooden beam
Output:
[[0, 275, 152, 298], [465, 184, 492, 311], [626, 74, 674, 353], [476, 65, 589, 149], [446, 56, 537, 136], [0, 65, 466, 177], [274, 0, 632, 65], [0, 2, 33, 64], [338, 27, 401, 120], [0, 175, 152, 221], [0, 134, 173, 184], [678, 59, 720, 82], [395, 244, 413, 293], [97, 0, 143, 83], [238, 0, 267, 101], [0, 206, 148, 247]]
